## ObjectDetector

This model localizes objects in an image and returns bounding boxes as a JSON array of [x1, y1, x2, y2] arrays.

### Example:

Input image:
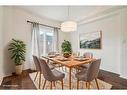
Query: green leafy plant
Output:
[[61, 40, 72, 54], [8, 39, 26, 65]]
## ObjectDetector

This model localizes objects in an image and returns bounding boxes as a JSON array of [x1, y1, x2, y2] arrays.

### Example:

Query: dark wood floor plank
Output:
[[98, 70, 127, 89]]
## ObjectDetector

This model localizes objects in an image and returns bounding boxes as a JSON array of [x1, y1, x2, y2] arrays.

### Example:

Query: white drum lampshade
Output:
[[61, 21, 77, 32]]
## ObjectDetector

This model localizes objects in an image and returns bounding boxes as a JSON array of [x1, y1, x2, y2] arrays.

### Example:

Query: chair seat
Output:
[[52, 69, 65, 81], [75, 69, 87, 81]]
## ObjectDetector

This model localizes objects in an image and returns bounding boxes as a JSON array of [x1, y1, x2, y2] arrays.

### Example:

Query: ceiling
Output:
[[18, 6, 124, 23]]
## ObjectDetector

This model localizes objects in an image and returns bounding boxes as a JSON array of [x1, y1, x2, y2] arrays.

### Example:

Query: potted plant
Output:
[[61, 40, 72, 58], [8, 39, 26, 75]]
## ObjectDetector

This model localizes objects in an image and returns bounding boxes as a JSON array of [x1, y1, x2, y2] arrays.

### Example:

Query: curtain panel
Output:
[[30, 22, 59, 70], [30, 22, 40, 70]]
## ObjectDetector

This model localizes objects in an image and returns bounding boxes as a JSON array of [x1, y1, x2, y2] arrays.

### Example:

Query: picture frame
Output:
[[79, 31, 102, 49]]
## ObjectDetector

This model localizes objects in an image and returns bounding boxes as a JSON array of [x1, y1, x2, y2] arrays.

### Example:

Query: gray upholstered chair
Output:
[[48, 51, 60, 57], [81, 52, 93, 69], [33, 55, 42, 89], [39, 58, 65, 89], [48, 52, 64, 70], [83, 52, 93, 58], [48, 51, 56, 55], [75, 59, 101, 89], [33, 55, 54, 89]]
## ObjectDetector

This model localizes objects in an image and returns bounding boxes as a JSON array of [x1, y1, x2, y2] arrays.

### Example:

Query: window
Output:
[[39, 25, 57, 56]]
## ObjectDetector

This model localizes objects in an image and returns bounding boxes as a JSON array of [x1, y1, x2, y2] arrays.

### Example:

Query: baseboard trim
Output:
[[120, 75, 127, 79]]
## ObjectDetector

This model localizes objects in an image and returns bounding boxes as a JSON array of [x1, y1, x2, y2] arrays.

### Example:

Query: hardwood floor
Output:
[[0, 70, 36, 89], [98, 70, 127, 89], [0, 69, 127, 89]]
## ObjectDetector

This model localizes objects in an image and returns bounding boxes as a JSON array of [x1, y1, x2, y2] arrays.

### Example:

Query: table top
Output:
[[42, 55, 95, 68]]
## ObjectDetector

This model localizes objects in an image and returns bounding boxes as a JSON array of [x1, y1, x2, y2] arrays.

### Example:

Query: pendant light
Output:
[[61, 7, 77, 32]]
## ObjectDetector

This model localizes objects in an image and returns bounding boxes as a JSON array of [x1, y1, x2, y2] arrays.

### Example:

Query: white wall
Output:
[[1, 6, 68, 76], [70, 9, 127, 75], [119, 8, 127, 78]]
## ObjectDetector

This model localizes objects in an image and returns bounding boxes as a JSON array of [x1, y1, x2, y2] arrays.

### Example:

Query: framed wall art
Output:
[[79, 31, 102, 49]]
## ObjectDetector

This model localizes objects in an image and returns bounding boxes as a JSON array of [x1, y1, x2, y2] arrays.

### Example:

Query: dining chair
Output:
[[48, 52, 64, 70], [39, 58, 65, 90], [33, 55, 42, 89], [33, 55, 55, 89], [81, 52, 93, 69], [75, 52, 93, 72], [83, 52, 93, 58], [75, 59, 101, 89], [48, 51, 57, 55]]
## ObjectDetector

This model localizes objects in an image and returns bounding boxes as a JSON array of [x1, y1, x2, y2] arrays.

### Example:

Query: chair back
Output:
[[33, 55, 41, 71], [86, 59, 101, 82], [48, 52, 56, 55], [39, 58, 56, 81], [83, 52, 93, 58]]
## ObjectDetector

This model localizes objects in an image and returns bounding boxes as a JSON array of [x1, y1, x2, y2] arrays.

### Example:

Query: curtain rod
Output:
[[27, 20, 60, 29]]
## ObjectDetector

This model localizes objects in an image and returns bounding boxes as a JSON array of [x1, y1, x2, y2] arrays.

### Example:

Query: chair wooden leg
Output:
[[87, 82, 91, 89], [59, 64, 61, 70], [85, 82, 87, 89], [50, 81, 52, 89], [42, 80, 46, 89], [53, 82, 56, 87], [64, 66, 67, 72], [39, 72, 41, 89], [34, 72, 38, 81], [61, 79, 64, 90], [95, 78, 99, 90], [76, 68, 79, 73], [62, 66, 64, 71], [77, 79, 79, 89]]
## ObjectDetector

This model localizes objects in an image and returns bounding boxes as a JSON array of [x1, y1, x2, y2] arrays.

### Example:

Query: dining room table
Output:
[[42, 55, 95, 89]]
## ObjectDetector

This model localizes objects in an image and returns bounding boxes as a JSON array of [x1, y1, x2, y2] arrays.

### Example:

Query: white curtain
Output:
[[54, 28, 59, 52], [30, 22, 40, 70], [29, 23, 59, 70]]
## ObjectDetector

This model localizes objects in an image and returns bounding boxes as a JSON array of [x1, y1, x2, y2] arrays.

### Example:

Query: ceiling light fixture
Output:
[[61, 7, 77, 32]]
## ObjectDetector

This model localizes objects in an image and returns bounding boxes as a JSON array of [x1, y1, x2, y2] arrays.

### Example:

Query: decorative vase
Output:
[[15, 65, 22, 75]]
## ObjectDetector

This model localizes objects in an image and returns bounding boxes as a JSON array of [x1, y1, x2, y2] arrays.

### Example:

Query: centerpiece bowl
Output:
[[63, 52, 71, 58]]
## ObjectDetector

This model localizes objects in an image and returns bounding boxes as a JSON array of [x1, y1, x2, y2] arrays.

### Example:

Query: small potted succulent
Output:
[[61, 40, 72, 58], [8, 39, 26, 75]]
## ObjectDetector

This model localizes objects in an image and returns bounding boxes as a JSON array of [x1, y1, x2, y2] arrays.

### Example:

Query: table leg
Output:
[[69, 67, 72, 89]]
